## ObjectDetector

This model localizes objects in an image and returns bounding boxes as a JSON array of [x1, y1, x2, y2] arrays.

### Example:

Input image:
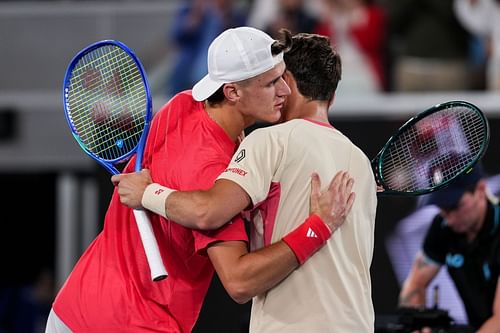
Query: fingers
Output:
[[309, 172, 321, 213], [141, 168, 152, 182], [329, 171, 354, 218], [328, 170, 352, 194], [328, 170, 344, 192], [310, 170, 356, 232], [111, 169, 151, 185], [310, 172, 321, 198], [111, 174, 122, 186], [345, 176, 355, 214]]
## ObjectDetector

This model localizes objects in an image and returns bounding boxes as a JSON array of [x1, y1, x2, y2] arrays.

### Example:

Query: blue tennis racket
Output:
[[62, 40, 167, 281]]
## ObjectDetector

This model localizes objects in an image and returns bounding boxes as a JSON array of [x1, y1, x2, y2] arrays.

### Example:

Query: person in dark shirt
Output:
[[399, 165, 500, 331]]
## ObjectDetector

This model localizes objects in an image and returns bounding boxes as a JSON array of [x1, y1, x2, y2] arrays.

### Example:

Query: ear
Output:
[[223, 83, 239, 103], [476, 179, 487, 193], [282, 70, 294, 86], [282, 70, 299, 94]]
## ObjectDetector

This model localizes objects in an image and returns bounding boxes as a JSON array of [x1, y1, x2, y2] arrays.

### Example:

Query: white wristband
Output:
[[141, 183, 176, 219]]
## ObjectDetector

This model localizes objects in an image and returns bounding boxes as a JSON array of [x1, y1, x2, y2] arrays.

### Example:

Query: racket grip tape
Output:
[[132, 209, 168, 281], [282, 214, 332, 265]]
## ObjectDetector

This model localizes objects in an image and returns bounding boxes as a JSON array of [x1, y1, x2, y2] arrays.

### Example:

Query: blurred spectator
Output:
[[396, 166, 500, 331], [247, 0, 280, 30], [315, 0, 387, 94], [454, 0, 500, 91], [381, 0, 471, 91], [263, 0, 320, 39], [247, 0, 320, 31], [167, 0, 246, 96]]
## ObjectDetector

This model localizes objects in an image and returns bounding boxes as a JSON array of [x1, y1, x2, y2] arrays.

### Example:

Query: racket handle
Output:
[[132, 209, 168, 281]]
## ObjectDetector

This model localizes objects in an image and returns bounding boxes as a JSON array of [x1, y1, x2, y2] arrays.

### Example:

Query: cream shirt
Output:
[[218, 119, 377, 332]]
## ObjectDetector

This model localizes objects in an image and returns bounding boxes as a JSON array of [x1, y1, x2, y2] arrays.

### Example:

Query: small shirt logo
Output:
[[224, 167, 248, 176], [306, 228, 318, 238], [235, 149, 246, 163], [483, 262, 491, 281], [446, 253, 464, 268]]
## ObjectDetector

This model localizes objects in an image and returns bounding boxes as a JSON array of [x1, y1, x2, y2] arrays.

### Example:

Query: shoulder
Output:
[[155, 90, 202, 120], [164, 90, 197, 109], [426, 213, 448, 236], [246, 121, 291, 138]]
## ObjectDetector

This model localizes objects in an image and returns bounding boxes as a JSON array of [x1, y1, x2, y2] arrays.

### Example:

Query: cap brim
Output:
[[425, 187, 465, 209], [192, 74, 224, 102], [422, 165, 484, 209]]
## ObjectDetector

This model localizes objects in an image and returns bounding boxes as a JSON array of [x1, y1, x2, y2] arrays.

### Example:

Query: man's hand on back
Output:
[[309, 171, 355, 232]]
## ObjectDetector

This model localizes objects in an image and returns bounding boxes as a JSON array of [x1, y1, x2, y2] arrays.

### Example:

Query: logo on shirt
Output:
[[306, 227, 318, 238], [224, 167, 248, 176], [483, 262, 491, 281], [235, 149, 246, 163], [446, 253, 464, 268]]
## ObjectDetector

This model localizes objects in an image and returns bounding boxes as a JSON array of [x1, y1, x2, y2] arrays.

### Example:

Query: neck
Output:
[[205, 102, 249, 142], [293, 99, 330, 124], [468, 199, 488, 242]]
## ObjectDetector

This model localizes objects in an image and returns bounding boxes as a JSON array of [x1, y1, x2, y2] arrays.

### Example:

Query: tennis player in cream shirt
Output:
[[217, 32, 377, 332]]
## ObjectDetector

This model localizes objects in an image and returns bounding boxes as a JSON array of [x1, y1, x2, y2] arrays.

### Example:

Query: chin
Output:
[[450, 226, 467, 234], [268, 111, 282, 124]]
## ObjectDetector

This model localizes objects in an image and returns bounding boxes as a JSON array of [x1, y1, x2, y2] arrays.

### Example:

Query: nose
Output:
[[277, 77, 291, 97]]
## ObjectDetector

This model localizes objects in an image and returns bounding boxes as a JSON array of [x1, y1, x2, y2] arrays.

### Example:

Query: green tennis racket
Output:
[[373, 101, 489, 196]]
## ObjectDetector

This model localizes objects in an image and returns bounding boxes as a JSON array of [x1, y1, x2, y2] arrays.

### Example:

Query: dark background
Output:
[[1, 115, 496, 332]]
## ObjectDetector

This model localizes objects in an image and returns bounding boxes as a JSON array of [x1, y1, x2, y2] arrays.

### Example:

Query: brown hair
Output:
[[280, 29, 342, 103]]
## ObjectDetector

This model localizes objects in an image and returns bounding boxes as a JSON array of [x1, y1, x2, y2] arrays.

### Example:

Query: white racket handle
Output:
[[132, 209, 168, 281]]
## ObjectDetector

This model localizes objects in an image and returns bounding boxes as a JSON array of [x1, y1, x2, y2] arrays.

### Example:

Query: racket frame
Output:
[[62, 39, 152, 175], [62, 40, 167, 281], [372, 100, 490, 196]]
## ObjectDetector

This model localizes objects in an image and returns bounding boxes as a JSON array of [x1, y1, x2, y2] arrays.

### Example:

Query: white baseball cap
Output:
[[192, 26, 284, 101]]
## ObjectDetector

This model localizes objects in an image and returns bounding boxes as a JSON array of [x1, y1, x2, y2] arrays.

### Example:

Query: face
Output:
[[233, 61, 290, 125], [440, 182, 487, 236], [279, 70, 301, 122]]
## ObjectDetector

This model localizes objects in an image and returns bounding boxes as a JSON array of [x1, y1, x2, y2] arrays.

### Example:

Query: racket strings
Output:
[[72, 47, 144, 151], [66, 45, 147, 161], [381, 106, 487, 192]]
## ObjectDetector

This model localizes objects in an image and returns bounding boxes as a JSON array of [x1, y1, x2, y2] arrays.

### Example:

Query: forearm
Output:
[[210, 214, 333, 304], [209, 241, 298, 304], [399, 252, 440, 308], [166, 190, 229, 230], [398, 283, 427, 307], [142, 180, 250, 230]]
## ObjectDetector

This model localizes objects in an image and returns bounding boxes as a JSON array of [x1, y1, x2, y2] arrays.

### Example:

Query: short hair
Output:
[[206, 36, 292, 106], [280, 29, 342, 102]]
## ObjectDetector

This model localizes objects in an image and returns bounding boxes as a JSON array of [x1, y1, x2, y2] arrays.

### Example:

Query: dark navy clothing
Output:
[[423, 201, 500, 329]]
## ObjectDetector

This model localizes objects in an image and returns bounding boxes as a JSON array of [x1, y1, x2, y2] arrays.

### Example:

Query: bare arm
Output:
[[476, 279, 500, 333], [207, 240, 295, 304], [166, 179, 250, 230], [207, 171, 355, 304], [112, 169, 354, 231], [399, 252, 441, 308], [112, 169, 249, 229], [113, 170, 355, 302]]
